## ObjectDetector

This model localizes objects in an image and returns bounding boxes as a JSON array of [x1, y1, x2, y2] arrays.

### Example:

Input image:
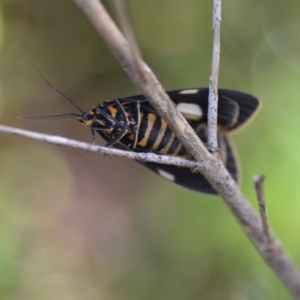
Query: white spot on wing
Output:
[[157, 169, 175, 182], [177, 103, 203, 121], [178, 89, 198, 94]]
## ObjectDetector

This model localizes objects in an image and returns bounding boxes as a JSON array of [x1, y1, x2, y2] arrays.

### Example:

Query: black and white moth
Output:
[[22, 86, 260, 194]]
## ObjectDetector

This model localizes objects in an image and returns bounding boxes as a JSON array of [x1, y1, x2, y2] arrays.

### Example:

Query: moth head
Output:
[[77, 107, 114, 131]]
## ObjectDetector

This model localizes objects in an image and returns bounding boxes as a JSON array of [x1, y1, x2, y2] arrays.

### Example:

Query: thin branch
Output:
[[112, 0, 142, 62], [254, 175, 273, 251], [207, 0, 221, 152], [0, 124, 201, 169]]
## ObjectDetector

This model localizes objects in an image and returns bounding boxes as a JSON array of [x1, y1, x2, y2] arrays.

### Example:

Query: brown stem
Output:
[[0, 124, 202, 169], [112, 0, 142, 63], [207, 0, 221, 152], [254, 175, 273, 250]]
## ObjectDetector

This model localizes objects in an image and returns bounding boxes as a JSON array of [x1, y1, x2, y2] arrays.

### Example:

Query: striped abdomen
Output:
[[126, 111, 186, 156]]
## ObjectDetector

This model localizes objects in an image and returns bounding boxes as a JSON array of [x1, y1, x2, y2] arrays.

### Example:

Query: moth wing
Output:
[[216, 89, 260, 131], [137, 131, 238, 194], [124, 88, 259, 130], [165, 88, 260, 130]]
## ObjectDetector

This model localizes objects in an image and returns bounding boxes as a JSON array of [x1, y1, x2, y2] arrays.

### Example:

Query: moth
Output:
[[22, 79, 260, 194]]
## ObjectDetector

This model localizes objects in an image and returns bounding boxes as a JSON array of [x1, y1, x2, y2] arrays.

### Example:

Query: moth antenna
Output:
[[18, 113, 81, 121], [38, 68, 84, 113]]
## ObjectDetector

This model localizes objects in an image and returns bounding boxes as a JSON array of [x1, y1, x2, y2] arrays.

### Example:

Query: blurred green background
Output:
[[0, 1, 300, 299]]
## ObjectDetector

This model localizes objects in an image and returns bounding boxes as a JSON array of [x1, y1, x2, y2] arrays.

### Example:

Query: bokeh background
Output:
[[1, 1, 300, 299]]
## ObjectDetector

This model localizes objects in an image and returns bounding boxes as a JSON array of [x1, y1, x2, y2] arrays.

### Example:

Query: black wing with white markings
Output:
[[126, 88, 260, 132]]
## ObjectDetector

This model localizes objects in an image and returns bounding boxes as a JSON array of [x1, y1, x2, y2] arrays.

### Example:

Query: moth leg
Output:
[[115, 98, 157, 114], [105, 129, 128, 147], [116, 97, 148, 104], [95, 106, 131, 131], [91, 129, 96, 145], [114, 98, 129, 125], [113, 98, 141, 149], [131, 101, 141, 149]]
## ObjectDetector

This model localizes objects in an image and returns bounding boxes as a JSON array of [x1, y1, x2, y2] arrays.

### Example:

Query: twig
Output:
[[207, 0, 221, 152], [254, 175, 273, 251], [0, 124, 202, 169], [112, 0, 142, 63]]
